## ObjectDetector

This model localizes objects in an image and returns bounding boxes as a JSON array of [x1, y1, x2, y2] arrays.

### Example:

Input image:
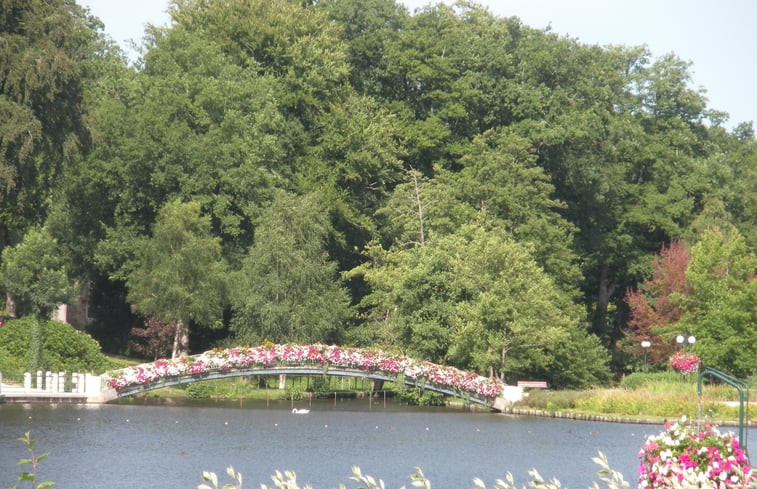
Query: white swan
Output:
[[292, 408, 310, 414]]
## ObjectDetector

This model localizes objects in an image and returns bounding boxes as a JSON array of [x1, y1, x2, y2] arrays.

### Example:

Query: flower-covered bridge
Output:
[[102, 344, 510, 410]]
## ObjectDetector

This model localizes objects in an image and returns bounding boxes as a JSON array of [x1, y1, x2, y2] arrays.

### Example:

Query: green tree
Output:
[[0, 227, 74, 371], [349, 221, 609, 386], [446, 130, 581, 290], [0, 0, 97, 250], [316, 0, 408, 95], [0, 227, 72, 319], [92, 25, 291, 274], [171, 0, 350, 125], [297, 92, 406, 269], [231, 191, 352, 345], [678, 228, 756, 377], [376, 131, 580, 292], [126, 200, 227, 358]]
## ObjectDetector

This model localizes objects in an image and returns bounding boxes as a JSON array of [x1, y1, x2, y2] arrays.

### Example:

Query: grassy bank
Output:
[[514, 372, 755, 424]]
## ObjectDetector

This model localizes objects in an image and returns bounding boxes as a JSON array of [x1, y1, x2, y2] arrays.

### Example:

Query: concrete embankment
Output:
[[0, 389, 89, 403], [500, 407, 755, 427]]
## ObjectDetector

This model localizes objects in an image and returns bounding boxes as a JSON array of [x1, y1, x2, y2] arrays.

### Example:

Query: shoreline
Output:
[[499, 406, 755, 428]]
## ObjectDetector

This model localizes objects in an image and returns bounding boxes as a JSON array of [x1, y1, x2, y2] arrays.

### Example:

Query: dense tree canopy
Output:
[[1, 0, 755, 383], [0, 0, 100, 279], [231, 191, 353, 345]]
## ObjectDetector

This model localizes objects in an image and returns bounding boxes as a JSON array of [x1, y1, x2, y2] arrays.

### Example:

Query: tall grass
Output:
[[516, 373, 752, 422]]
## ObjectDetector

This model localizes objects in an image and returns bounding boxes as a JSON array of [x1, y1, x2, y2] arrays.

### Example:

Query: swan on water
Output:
[[292, 408, 310, 414]]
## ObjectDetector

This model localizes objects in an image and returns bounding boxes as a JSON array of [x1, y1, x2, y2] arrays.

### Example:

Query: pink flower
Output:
[[669, 350, 701, 374]]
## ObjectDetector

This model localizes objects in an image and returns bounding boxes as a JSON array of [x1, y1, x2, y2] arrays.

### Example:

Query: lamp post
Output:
[[676, 334, 696, 351], [641, 340, 651, 372]]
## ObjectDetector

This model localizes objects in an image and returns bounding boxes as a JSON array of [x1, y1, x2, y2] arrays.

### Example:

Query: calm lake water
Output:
[[0, 399, 753, 489]]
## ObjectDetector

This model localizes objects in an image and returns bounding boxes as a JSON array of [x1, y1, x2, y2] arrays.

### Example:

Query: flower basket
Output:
[[670, 350, 702, 374], [639, 416, 754, 488]]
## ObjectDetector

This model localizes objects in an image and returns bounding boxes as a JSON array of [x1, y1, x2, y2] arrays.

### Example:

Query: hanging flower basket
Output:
[[669, 349, 701, 374], [639, 416, 754, 488]]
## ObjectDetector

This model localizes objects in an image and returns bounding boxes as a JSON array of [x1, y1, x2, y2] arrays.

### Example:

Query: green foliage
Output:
[[398, 388, 446, 407], [0, 345, 26, 375], [678, 228, 757, 377], [543, 328, 612, 389], [570, 391, 741, 420], [517, 375, 749, 421], [0, 227, 73, 319], [183, 378, 262, 399], [0, 317, 112, 374], [307, 376, 333, 397], [285, 383, 304, 402], [351, 221, 608, 387], [231, 191, 352, 345], [2, 0, 756, 379], [514, 389, 589, 412], [0, 0, 96, 248], [619, 372, 681, 390], [126, 200, 228, 358], [10, 432, 55, 489], [185, 382, 212, 400]]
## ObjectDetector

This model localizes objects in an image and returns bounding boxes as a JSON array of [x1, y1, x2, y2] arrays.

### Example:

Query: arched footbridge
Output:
[[102, 344, 512, 410]]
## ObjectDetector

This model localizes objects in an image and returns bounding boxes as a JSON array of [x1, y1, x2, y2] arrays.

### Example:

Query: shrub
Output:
[[286, 383, 304, 401], [398, 387, 446, 406], [515, 389, 588, 411], [185, 382, 212, 399], [620, 372, 680, 390], [0, 346, 26, 375], [0, 317, 113, 374]]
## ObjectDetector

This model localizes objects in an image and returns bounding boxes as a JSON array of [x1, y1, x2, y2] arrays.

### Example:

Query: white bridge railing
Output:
[[0, 371, 102, 398]]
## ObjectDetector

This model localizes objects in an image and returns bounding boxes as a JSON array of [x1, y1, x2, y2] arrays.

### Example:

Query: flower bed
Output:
[[104, 344, 505, 400], [638, 416, 754, 488]]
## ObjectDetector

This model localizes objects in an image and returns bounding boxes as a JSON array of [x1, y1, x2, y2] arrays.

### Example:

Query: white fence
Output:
[[0, 371, 102, 398]]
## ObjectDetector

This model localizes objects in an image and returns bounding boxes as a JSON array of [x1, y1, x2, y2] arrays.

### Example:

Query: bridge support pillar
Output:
[[278, 374, 286, 389], [371, 379, 384, 392], [493, 396, 510, 412]]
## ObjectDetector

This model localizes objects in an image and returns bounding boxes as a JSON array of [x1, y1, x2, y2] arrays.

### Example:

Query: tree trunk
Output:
[[410, 169, 426, 247], [593, 265, 616, 341], [499, 334, 510, 382], [5, 292, 16, 317], [171, 319, 190, 359]]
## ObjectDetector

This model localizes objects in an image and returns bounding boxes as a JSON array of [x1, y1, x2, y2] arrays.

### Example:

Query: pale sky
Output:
[[80, 0, 756, 130]]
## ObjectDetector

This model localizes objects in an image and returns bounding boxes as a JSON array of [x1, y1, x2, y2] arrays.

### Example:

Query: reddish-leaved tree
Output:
[[624, 240, 690, 364], [129, 318, 177, 360]]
